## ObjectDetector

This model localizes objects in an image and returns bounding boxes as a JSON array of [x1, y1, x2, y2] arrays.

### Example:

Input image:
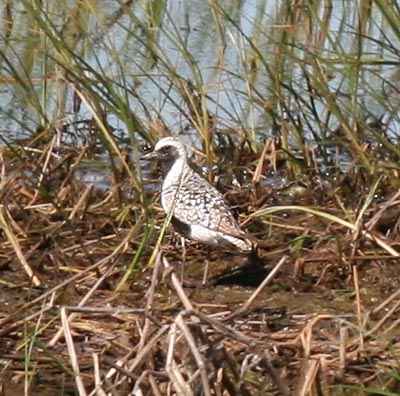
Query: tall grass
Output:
[[1, 0, 399, 166]]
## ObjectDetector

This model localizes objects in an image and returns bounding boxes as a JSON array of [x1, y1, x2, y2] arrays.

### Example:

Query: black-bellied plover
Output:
[[144, 137, 254, 253]]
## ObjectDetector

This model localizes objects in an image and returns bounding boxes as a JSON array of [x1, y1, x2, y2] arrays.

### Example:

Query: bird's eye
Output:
[[160, 145, 173, 156]]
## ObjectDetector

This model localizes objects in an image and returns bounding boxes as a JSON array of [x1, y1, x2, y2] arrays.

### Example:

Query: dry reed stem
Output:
[[136, 250, 163, 354], [62, 306, 161, 327], [0, 292, 58, 343], [165, 323, 192, 395], [371, 287, 400, 315], [175, 313, 212, 396], [35, 134, 60, 200], [319, 356, 331, 396], [297, 315, 335, 348], [162, 254, 194, 311], [120, 253, 294, 395], [252, 137, 277, 184], [167, 354, 192, 395], [68, 183, 94, 220], [363, 231, 399, 257], [60, 143, 89, 190], [353, 265, 365, 352], [61, 307, 87, 396], [103, 355, 143, 382], [298, 358, 320, 396], [339, 326, 347, 379], [226, 255, 288, 320], [47, 259, 118, 347], [190, 310, 292, 395], [127, 325, 169, 373], [0, 258, 110, 336], [0, 205, 41, 286], [92, 353, 107, 396], [148, 374, 163, 396], [366, 299, 400, 337], [365, 190, 400, 230], [254, 205, 400, 257]]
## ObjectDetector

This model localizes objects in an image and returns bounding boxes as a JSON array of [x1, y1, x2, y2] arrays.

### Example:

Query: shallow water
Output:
[[0, 0, 399, 144]]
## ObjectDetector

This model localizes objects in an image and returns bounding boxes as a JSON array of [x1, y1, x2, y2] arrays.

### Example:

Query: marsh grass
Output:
[[0, 0, 400, 395]]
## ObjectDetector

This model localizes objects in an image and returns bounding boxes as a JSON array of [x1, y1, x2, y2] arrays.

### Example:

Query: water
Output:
[[0, 0, 399, 145]]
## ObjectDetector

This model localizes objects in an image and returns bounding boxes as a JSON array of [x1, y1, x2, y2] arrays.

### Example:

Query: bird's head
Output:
[[143, 137, 187, 162], [143, 137, 189, 175]]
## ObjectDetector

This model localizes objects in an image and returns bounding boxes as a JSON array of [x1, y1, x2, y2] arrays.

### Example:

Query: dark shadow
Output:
[[208, 252, 272, 287]]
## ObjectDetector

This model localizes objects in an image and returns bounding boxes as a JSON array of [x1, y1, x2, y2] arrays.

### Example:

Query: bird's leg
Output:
[[202, 259, 210, 285], [202, 247, 211, 285], [180, 236, 186, 282]]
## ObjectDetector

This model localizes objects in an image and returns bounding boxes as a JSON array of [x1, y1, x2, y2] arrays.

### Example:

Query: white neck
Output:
[[163, 155, 188, 190]]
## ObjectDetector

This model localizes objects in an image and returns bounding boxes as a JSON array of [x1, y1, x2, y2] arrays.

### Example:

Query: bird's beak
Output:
[[142, 151, 159, 160]]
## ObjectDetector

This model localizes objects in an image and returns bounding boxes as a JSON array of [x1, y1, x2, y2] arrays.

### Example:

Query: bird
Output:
[[143, 137, 254, 253]]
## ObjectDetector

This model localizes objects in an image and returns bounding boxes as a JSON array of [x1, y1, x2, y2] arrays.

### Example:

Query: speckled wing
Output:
[[171, 171, 246, 238]]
